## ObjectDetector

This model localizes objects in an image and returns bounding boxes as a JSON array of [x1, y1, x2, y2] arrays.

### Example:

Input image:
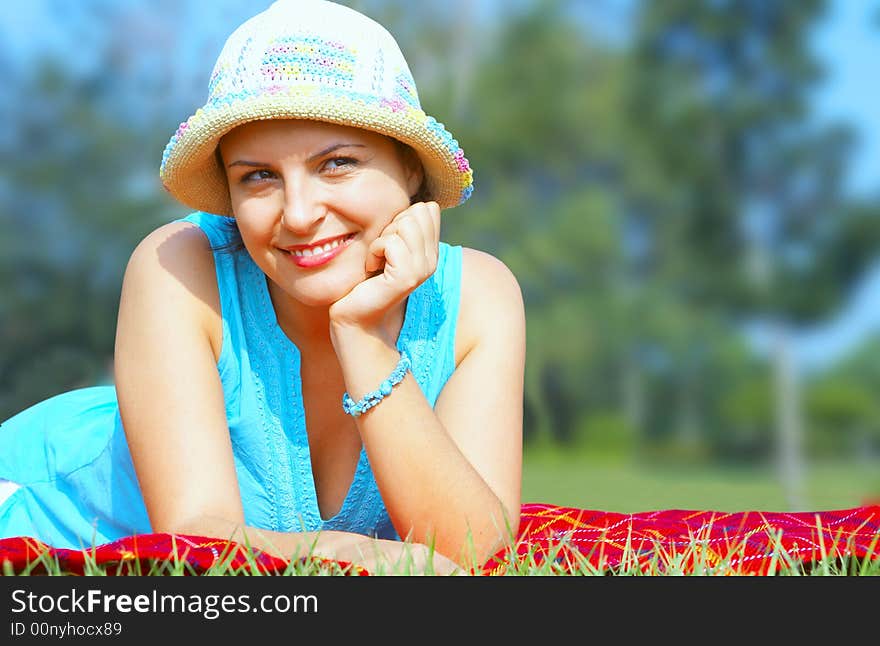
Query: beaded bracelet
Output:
[[342, 352, 412, 417]]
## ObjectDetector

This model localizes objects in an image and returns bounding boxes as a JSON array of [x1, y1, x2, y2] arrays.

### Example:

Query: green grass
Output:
[[521, 447, 880, 513], [3, 449, 878, 576]]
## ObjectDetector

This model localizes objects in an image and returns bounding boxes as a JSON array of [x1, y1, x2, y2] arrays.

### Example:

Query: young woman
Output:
[[0, 0, 525, 574]]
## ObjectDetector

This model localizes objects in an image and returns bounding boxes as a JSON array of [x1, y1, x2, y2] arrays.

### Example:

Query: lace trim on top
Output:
[[249, 256, 374, 532]]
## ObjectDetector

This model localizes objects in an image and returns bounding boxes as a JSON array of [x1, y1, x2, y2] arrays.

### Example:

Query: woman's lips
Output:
[[282, 233, 355, 268]]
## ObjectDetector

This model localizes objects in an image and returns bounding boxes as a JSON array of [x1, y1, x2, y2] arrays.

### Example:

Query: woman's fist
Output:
[[329, 201, 441, 331]]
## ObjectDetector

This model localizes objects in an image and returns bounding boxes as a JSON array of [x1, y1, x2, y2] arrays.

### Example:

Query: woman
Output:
[[0, 0, 525, 574]]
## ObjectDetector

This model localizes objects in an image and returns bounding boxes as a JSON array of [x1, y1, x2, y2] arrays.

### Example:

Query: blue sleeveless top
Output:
[[0, 212, 463, 550]]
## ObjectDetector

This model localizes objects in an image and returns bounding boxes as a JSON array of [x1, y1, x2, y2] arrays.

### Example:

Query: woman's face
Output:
[[219, 119, 423, 308]]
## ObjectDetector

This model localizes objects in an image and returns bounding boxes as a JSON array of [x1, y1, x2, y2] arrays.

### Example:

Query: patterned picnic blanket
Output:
[[1, 503, 877, 575], [481, 503, 880, 575]]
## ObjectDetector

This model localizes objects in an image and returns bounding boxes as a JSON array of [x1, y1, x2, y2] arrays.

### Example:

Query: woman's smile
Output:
[[280, 233, 357, 268]]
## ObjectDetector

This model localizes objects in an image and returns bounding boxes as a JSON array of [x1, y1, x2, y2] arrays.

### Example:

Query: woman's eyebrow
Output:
[[307, 142, 366, 162], [226, 160, 266, 168], [226, 143, 367, 168]]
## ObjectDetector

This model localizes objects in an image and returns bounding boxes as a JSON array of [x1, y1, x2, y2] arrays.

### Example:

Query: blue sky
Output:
[[812, 0, 880, 197]]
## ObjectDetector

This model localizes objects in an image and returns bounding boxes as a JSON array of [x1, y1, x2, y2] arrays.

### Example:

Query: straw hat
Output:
[[159, 0, 474, 216]]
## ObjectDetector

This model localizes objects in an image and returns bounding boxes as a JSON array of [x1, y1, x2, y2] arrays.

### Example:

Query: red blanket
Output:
[[1, 503, 877, 575], [483, 503, 880, 575]]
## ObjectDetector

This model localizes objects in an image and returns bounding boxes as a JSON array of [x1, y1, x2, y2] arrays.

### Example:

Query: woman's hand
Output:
[[309, 532, 462, 576], [328, 201, 440, 338]]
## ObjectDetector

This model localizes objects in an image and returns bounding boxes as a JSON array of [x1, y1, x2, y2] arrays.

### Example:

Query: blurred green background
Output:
[[2, 0, 879, 513]]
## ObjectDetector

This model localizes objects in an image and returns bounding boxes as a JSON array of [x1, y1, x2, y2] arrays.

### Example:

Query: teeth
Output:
[[291, 237, 345, 257]]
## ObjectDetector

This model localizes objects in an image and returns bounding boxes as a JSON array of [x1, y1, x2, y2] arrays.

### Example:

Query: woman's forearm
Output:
[[358, 375, 511, 566], [330, 323, 513, 567], [170, 514, 333, 560], [168, 514, 460, 574]]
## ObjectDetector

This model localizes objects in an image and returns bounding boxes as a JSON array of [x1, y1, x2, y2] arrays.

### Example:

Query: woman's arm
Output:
[[330, 245, 526, 568], [171, 515, 459, 575], [114, 222, 242, 533], [113, 223, 458, 574]]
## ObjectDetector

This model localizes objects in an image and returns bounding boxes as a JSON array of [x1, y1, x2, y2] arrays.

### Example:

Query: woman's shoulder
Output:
[[460, 246, 523, 305], [124, 220, 219, 299], [455, 246, 525, 360], [128, 219, 214, 266], [128, 213, 238, 264], [125, 216, 245, 308], [120, 220, 223, 357]]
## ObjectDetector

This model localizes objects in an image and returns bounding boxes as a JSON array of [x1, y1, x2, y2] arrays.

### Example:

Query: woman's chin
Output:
[[289, 277, 365, 309]]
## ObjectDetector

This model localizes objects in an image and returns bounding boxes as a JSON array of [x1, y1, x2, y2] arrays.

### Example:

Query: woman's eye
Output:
[[242, 169, 275, 183], [324, 157, 357, 172]]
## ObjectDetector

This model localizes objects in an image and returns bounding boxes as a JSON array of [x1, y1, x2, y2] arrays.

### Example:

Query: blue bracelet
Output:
[[342, 352, 411, 417]]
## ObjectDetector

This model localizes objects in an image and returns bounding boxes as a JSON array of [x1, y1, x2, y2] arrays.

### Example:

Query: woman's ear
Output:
[[407, 162, 425, 202], [394, 141, 425, 202]]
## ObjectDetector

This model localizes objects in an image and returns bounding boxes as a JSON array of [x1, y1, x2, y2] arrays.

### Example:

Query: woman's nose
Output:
[[280, 177, 326, 233]]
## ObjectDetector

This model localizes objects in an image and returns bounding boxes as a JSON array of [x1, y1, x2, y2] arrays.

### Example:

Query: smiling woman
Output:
[[218, 119, 424, 312], [0, 0, 526, 575]]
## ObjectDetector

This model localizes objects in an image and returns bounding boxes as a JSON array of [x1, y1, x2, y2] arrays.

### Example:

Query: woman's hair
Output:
[[211, 134, 433, 254], [392, 139, 433, 204]]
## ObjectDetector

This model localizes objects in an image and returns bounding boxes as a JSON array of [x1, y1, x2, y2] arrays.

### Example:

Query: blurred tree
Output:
[[395, 0, 797, 460], [0, 0, 269, 420], [439, 0, 645, 445], [348, 2, 602, 446], [806, 333, 880, 459], [625, 0, 880, 507], [0, 46, 176, 420]]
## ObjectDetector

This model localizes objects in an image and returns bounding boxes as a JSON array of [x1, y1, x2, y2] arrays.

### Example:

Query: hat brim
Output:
[[160, 89, 473, 216]]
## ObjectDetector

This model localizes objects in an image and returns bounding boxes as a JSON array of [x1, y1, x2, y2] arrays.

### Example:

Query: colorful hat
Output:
[[159, 0, 474, 216]]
